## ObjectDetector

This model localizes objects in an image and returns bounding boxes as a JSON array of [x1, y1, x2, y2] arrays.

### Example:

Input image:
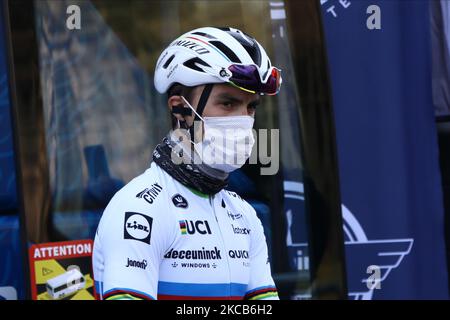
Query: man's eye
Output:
[[222, 102, 233, 108]]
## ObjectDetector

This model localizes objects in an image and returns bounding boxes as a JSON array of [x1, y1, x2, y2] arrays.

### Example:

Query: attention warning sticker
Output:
[[29, 240, 96, 300]]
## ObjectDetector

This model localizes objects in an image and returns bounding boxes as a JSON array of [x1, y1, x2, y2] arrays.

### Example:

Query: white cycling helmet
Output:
[[154, 27, 281, 96]]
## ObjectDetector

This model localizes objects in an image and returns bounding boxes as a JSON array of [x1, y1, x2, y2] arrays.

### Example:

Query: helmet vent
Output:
[[242, 41, 261, 67], [163, 54, 175, 69], [230, 33, 261, 67], [192, 32, 216, 39], [183, 57, 211, 72], [209, 41, 242, 63]]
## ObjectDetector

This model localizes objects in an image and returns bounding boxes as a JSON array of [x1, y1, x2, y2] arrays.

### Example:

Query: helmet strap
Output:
[[189, 84, 213, 141], [172, 105, 193, 116]]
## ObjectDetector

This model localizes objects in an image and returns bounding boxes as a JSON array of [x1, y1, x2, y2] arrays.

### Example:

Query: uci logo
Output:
[[179, 220, 212, 235], [124, 212, 153, 244], [172, 193, 188, 208]]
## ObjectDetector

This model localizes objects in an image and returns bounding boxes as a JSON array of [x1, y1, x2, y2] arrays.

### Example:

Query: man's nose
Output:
[[240, 105, 249, 116]]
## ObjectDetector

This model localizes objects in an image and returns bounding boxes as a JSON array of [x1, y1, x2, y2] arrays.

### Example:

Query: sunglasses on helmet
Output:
[[224, 64, 282, 96]]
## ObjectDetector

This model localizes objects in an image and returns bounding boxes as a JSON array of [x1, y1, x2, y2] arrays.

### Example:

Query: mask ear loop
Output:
[[179, 119, 192, 130], [180, 84, 214, 143], [171, 104, 191, 131], [180, 96, 205, 122]]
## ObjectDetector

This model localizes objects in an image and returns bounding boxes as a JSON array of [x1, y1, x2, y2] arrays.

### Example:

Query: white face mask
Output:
[[180, 96, 255, 173]]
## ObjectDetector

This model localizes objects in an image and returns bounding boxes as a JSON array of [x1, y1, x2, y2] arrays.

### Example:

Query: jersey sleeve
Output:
[[92, 183, 176, 300], [244, 204, 279, 300]]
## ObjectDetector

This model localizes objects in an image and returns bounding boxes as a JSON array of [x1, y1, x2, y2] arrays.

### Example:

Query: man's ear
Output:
[[168, 95, 193, 125]]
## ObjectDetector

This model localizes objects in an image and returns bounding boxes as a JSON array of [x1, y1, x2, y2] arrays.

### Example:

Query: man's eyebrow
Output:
[[215, 93, 243, 104], [216, 93, 260, 106]]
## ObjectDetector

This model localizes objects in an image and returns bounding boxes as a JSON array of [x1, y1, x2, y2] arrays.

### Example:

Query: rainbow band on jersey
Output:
[[98, 283, 278, 300], [244, 285, 279, 300], [102, 288, 156, 300]]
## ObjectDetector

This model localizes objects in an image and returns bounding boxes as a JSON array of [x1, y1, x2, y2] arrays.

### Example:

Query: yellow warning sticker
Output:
[[29, 240, 96, 300]]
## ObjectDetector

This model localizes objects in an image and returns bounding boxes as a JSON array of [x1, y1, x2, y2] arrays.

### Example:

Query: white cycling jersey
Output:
[[92, 162, 279, 300]]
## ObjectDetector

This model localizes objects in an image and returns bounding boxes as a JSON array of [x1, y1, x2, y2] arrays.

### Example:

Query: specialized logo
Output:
[[232, 224, 250, 235], [179, 220, 212, 235], [125, 258, 148, 270], [171, 38, 210, 55], [136, 183, 163, 205], [228, 249, 249, 259], [164, 247, 221, 260], [172, 194, 188, 208], [124, 212, 153, 244]]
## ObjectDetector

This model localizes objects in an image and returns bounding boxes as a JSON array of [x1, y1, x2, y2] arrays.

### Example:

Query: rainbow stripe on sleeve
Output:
[[244, 286, 278, 300], [103, 288, 156, 300]]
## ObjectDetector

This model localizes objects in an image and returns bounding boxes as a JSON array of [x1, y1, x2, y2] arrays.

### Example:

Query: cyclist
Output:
[[93, 26, 282, 300]]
